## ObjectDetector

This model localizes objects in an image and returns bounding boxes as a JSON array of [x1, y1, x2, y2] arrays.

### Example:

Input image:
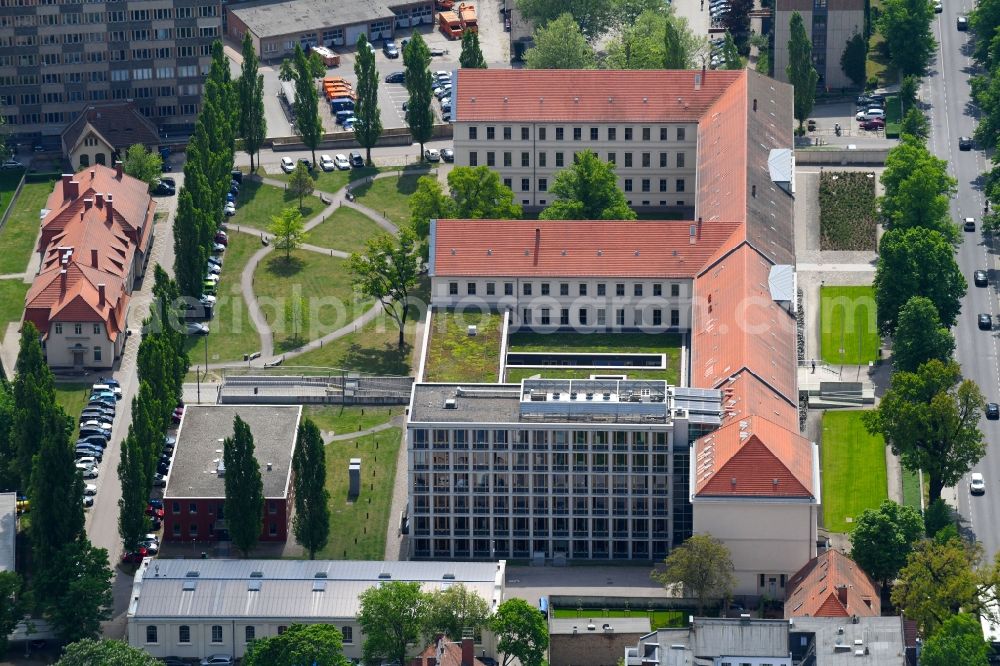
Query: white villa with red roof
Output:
[[23, 162, 155, 369]]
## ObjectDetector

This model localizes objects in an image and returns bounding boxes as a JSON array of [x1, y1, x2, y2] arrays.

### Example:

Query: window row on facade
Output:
[[411, 429, 672, 450], [0, 25, 218, 46], [413, 537, 668, 560], [413, 450, 672, 471], [412, 472, 671, 495], [466, 124, 690, 143], [412, 494, 671, 516], [413, 515, 669, 539], [447, 280, 685, 298], [144, 623, 354, 647], [467, 149, 688, 170]]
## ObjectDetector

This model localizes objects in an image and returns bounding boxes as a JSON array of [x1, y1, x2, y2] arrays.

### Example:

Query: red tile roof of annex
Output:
[[784, 550, 881, 618], [454, 69, 743, 123], [431, 219, 743, 278]]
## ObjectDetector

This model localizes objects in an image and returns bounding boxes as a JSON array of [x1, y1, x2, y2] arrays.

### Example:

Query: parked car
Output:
[[385, 71, 405, 83], [298, 157, 313, 170], [424, 148, 441, 162], [77, 435, 108, 448], [164, 435, 177, 447], [153, 473, 167, 487], [76, 456, 99, 469], [79, 427, 111, 440], [141, 537, 160, 555], [223, 201, 236, 217], [976, 269, 989, 287], [152, 180, 176, 196], [83, 483, 98, 496], [971, 472, 986, 494], [859, 118, 885, 131], [186, 322, 209, 336], [441, 148, 455, 162], [213, 242, 227, 253], [75, 449, 103, 463], [320, 154, 336, 171], [77, 466, 98, 479], [960, 136, 975, 150], [855, 108, 885, 121], [121, 547, 148, 564], [1, 159, 24, 170], [349, 151, 365, 168], [215, 231, 228, 245], [83, 496, 93, 508], [383, 40, 399, 58], [201, 655, 235, 666], [280, 156, 295, 173], [958, 15, 969, 30], [80, 407, 115, 421], [934, 0, 943, 12], [80, 419, 113, 432], [334, 154, 350, 170], [231, 169, 244, 184], [988, 403, 1000, 420]]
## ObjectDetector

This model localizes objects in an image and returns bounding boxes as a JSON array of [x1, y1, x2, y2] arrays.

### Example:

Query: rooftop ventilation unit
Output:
[[444, 399, 457, 409]]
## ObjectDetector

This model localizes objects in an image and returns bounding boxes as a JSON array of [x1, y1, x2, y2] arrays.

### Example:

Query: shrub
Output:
[[819, 171, 878, 250]]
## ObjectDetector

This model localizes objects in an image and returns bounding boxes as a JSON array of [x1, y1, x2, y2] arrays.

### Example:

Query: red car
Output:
[[122, 546, 149, 563], [214, 233, 228, 246], [146, 505, 165, 519], [859, 118, 885, 131]]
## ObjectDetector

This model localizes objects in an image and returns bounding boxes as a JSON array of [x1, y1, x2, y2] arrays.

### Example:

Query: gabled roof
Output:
[[24, 262, 127, 341], [42, 165, 153, 248], [430, 219, 742, 278], [693, 414, 815, 498], [414, 637, 491, 666], [785, 550, 880, 618], [61, 102, 159, 157], [454, 69, 743, 123]]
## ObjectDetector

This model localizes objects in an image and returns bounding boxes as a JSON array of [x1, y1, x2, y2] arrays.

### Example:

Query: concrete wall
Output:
[[551, 631, 646, 666], [794, 148, 889, 165], [692, 500, 818, 596], [45, 320, 124, 370]]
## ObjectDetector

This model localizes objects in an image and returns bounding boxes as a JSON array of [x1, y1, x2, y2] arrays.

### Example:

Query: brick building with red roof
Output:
[[23, 162, 155, 369], [784, 549, 880, 618]]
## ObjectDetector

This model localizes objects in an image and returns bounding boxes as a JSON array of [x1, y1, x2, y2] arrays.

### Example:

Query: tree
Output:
[[292, 419, 330, 559], [863, 360, 985, 503], [840, 32, 867, 87], [525, 14, 596, 70], [718, 31, 745, 70], [173, 188, 207, 298], [287, 162, 315, 210], [878, 136, 957, 241], [283, 292, 310, 343], [348, 228, 422, 348], [873, 227, 965, 335], [118, 430, 148, 554], [269, 207, 307, 261], [604, 9, 704, 70], [721, 0, 754, 47], [786, 12, 818, 132], [239, 33, 267, 172], [515, 0, 618, 40], [891, 536, 992, 635], [924, 498, 954, 537], [354, 35, 383, 165], [447, 166, 522, 218], [409, 176, 456, 239], [491, 598, 549, 666], [122, 144, 163, 187], [279, 58, 295, 82], [878, 0, 936, 77], [40, 540, 113, 643], [900, 107, 931, 140], [900, 75, 919, 114], [56, 639, 162, 666], [892, 296, 955, 372], [244, 624, 349, 666], [540, 150, 635, 220], [971, 0, 1000, 68], [0, 378, 16, 491], [29, 400, 82, 562], [0, 571, 23, 657], [849, 500, 924, 592], [921, 613, 990, 666], [404, 34, 435, 159], [460, 30, 488, 68], [10, 322, 55, 491], [652, 534, 736, 615], [357, 581, 427, 666], [309, 51, 327, 79], [223, 415, 264, 556], [292, 44, 323, 168], [424, 584, 491, 642]]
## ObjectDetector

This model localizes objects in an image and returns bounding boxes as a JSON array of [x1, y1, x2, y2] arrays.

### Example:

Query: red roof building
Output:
[[23, 163, 155, 369], [410, 637, 490, 666], [785, 550, 881, 618]]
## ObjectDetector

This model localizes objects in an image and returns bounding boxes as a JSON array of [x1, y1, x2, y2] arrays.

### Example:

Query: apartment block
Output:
[[0, 0, 223, 138]]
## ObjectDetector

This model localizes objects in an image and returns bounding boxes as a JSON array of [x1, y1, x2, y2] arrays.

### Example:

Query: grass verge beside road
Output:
[[820, 286, 879, 365], [424, 310, 503, 383], [305, 206, 385, 254], [303, 405, 399, 437], [317, 426, 401, 560], [821, 410, 888, 533], [0, 279, 27, 330], [0, 178, 57, 275], [229, 180, 324, 232]]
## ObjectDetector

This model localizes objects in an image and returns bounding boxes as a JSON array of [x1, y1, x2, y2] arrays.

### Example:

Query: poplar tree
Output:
[[292, 419, 330, 559], [404, 35, 435, 159], [460, 30, 487, 68], [223, 415, 264, 556], [118, 430, 148, 553], [292, 44, 323, 168], [354, 35, 383, 165], [786, 12, 818, 132], [239, 33, 267, 172]]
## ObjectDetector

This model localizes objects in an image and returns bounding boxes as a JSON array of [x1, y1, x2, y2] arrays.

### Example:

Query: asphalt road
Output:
[[926, 3, 1000, 557]]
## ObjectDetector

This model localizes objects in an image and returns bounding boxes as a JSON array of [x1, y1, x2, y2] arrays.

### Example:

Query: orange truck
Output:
[[459, 3, 478, 33], [435, 0, 455, 8], [439, 10, 463, 39]]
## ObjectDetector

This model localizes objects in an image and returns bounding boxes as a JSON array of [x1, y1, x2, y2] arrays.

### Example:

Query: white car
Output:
[[77, 466, 98, 479], [0, 160, 23, 170], [76, 456, 99, 468], [971, 472, 986, 495], [280, 156, 295, 173], [80, 419, 113, 431], [320, 154, 336, 171], [213, 243, 227, 253], [223, 202, 236, 216], [206, 263, 221, 275], [424, 148, 441, 162], [334, 154, 351, 170], [855, 108, 885, 121], [84, 483, 98, 496]]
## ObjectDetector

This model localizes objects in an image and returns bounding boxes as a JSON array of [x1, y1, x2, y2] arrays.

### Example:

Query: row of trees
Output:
[[969, 0, 1000, 223], [0, 326, 113, 649]]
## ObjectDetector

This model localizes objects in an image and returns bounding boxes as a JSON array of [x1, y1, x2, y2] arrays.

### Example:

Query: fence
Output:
[[0, 170, 27, 237]]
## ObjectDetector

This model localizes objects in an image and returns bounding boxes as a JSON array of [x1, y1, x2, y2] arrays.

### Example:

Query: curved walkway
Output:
[[207, 167, 429, 370]]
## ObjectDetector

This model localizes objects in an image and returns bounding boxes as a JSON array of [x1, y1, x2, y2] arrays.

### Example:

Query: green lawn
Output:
[[883, 94, 902, 138], [303, 404, 399, 437], [229, 180, 325, 232], [317, 426, 401, 560], [54, 382, 96, 439], [306, 205, 386, 254], [350, 172, 427, 228], [551, 608, 687, 630], [290, 311, 418, 375], [266, 164, 380, 193], [820, 286, 879, 365], [0, 169, 24, 226], [504, 367, 676, 383], [424, 310, 503, 383], [509, 331, 681, 353], [184, 231, 261, 365], [821, 410, 888, 533], [0, 178, 57, 275], [0, 279, 27, 330], [902, 468, 922, 511], [252, 249, 372, 353]]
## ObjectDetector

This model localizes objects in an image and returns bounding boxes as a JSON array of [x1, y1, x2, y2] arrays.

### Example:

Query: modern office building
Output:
[[127, 558, 505, 661], [0, 0, 223, 138], [774, 0, 866, 91], [162, 405, 301, 544], [226, 0, 435, 62], [406, 379, 723, 562]]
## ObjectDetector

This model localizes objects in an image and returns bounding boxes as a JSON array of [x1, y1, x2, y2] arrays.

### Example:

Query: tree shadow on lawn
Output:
[[264, 254, 305, 277], [342, 341, 412, 376], [349, 169, 428, 199]]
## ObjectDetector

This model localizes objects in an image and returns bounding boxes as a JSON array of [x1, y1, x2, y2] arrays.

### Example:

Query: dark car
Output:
[[349, 151, 365, 168], [979, 313, 993, 330], [162, 657, 188, 666], [976, 269, 989, 287], [298, 157, 313, 170], [149, 498, 164, 510], [860, 118, 885, 131], [988, 403, 1000, 420], [77, 435, 109, 448], [96, 377, 119, 387], [152, 181, 175, 196], [231, 169, 243, 184], [964, 217, 976, 232], [959, 15, 969, 30], [441, 148, 455, 162], [959, 136, 974, 150], [385, 71, 405, 83], [383, 41, 399, 58]]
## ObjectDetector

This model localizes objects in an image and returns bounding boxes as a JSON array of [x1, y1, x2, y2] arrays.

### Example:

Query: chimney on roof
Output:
[[98, 283, 106, 307], [115, 160, 123, 179], [62, 174, 79, 201], [695, 71, 702, 91], [90, 169, 96, 180], [836, 584, 848, 607], [96, 193, 104, 208], [697, 217, 702, 240], [534, 227, 540, 266], [91, 249, 98, 268], [83, 198, 93, 210], [60, 268, 67, 291], [461, 638, 474, 666], [106, 194, 114, 223]]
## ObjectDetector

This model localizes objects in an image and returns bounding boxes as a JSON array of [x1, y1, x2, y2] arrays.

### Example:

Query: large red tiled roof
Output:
[[784, 550, 880, 618], [454, 69, 743, 123], [24, 262, 127, 341], [694, 414, 815, 497], [717, 371, 799, 432], [431, 219, 742, 278]]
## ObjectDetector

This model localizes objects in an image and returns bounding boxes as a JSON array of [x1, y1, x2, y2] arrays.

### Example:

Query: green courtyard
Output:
[[306, 206, 386, 255], [820, 286, 880, 365], [229, 180, 324, 232], [351, 172, 426, 228], [423, 310, 504, 383], [0, 177, 58, 275], [821, 410, 888, 533]]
